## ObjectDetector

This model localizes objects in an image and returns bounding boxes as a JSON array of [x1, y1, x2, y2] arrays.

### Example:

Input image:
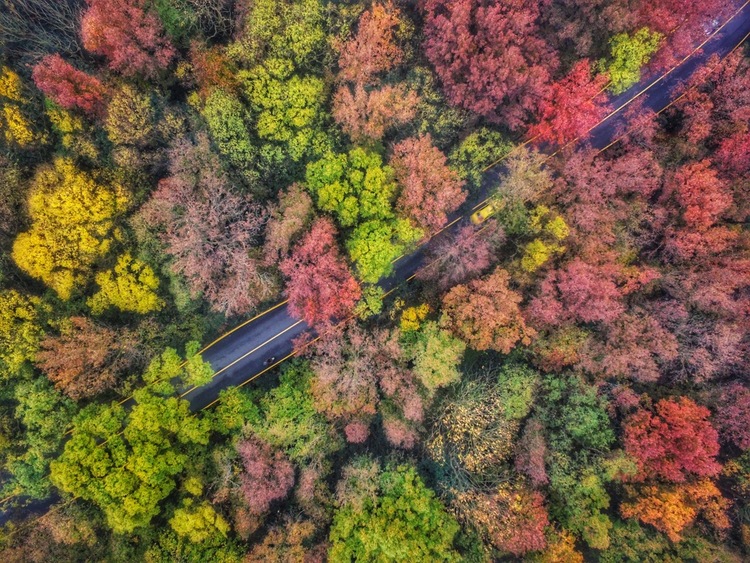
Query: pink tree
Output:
[[280, 218, 361, 328], [529, 59, 611, 146], [422, 0, 556, 129], [391, 135, 467, 233], [32, 54, 108, 117], [237, 436, 295, 515], [624, 397, 721, 483], [81, 0, 176, 78], [332, 83, 418, 143], [715, 384, 750, 451]]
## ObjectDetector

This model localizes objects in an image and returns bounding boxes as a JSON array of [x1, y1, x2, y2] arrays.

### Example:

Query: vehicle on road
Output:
[[470, 203, 497, 225]]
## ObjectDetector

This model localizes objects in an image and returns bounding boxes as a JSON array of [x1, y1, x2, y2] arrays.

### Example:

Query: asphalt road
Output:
[[183, 2, 750, 412]]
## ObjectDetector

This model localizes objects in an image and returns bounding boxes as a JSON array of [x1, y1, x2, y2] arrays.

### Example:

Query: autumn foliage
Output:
[[624, 397, 721, 483], [237, 436, 295, 516], [280, 218, 361, 328], [81, 0, 176, 78], [442, 268, 535, 353], [32, 55, 108, 117]]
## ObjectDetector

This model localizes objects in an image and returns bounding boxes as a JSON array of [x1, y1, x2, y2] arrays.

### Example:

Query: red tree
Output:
[[237, 437, 295, 516], [422, 0, 556, 129], [280, 218, 361, 328], [715, 384, 750, 451], [515, 419, 549, 487], [391, 135, 467, 233], [668, 160, 731, 231], [715, 131, 750, 178], [337, 1, 403, 86], [442, 267, 535, 353], [81, 0, 176, 78], [32, 54, 108, 117], [529, 59, 611, 146], [624, 397, 721, 483]]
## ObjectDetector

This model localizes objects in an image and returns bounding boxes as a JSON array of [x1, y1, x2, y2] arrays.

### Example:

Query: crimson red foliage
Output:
[[715, 132, 750, 177], [32, 55, 108, 117], [237, 437, 295, 515], [668, 160, 731, 231], [422, 0, 556, 129], [529, 59, 610, 146], [280, 218, 361, 328], [81, 0, 176, 78], [624, 397, 721, 483]]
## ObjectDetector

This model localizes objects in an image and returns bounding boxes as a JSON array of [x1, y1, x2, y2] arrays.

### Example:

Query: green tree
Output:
[[50, 377, 210, 533], [449, 127, 513, 192], [306, 148, 398, 228], [346, 218, 422, 283], [605, 28, 663, 94], [329, 463, 461, 562], [496, 362, 540, 421], [410, 321, 465, 393]]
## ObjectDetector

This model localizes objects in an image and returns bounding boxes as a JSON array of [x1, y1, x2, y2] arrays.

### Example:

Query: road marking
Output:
[[179, 319, 304, 399]]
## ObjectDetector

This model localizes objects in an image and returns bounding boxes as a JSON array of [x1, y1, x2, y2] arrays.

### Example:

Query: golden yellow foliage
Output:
[[0, 290, 47, 375], [0, 67, 24, 101], [105, 84, 156, 147], [532, 530, 584, 563], [0, 66, 46, 148], [12, 158, 129, 300], [400, 303, 430, 332], [88, 253, 163, 315], [545, 215, 570, 241], [521, 239, 563, 273]]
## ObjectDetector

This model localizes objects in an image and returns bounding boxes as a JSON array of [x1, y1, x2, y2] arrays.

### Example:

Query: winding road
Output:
[[182, 2, 750, 412]]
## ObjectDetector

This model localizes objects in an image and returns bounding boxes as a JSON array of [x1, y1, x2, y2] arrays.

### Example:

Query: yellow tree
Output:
[[0, 66, 46, 148], [12, 158, 129, 299], [88, 252, 163, 315]]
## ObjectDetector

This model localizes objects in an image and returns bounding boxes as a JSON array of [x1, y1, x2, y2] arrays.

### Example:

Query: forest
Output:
[[0, 0, 749, 560]]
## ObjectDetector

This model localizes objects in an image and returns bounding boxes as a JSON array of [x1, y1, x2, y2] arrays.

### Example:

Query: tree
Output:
[[391, 135, 466, 233], [169, 498, 230, 543], [529, 59, 611, 145], [715, 384, 750, 451], [448, 127, 514, 191], [32, 54, 108, 117], [668, 160, 732, 231], [36, 316, 141, 400], [81, 0, 176, 78], [1, 66, 47, 148], [104, 84, 157, 148], [88, 253, 164, 315], [453, 484, 548, 556], [624, 397, 721, 483], [329, 463, 461, 562], [262, 183, 314, 266], [346, 218, 422, 283], [143, 134, 274, 316], [620, 480, 730, 542], [305, 147, 398, 228], [0, 290, 46, 377], [498, 147, 552, 206], [237, 436, 295, 516], [50, 380, 211, 533], [245, 517, 324, 562], [427, 378, 519, 487], [336, 1, 404, 86], [528, 259, 627, 328], [248, 360, 344, 463], [12, 158, 129, 300], [410, 321, 465, 392], [442, 268, 535, 353], [605, 28, 662, 93], [423, 0, 556, 129], [416, 223, 496, 291], [280, 218, 361, 328], [332, 83, 419, 144], [515, 418, 549, 486]]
